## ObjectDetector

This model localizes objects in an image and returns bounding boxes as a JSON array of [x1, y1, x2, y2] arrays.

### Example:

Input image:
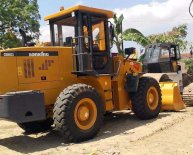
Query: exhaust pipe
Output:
[[19, 29, 36, 47], [19, 29, 27, 47]]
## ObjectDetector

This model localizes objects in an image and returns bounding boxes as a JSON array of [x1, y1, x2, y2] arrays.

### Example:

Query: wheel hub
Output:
[[148, 93, 154, 104], [147, 86, 159, 110], [74, 98, 97, 130], [77, 106, 90, 121]]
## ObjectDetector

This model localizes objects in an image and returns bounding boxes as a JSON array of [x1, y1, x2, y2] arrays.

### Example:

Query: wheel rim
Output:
[[74, 98, 97, 130], [146, 86, 159, 110]]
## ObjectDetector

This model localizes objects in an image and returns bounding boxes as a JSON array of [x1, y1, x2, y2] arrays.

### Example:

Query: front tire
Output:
[[53, 84, 103, 142], [131, 77, 162, 120]]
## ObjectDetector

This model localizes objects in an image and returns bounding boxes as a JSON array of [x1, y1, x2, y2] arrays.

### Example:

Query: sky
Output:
[[37, 0, 193, 52]]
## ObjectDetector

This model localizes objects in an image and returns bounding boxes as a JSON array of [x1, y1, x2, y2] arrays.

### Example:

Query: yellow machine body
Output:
[[0, 5, 186, 142], [160, 82, 185, 111], [0, 46, 184, 115], [0, 47, 143, 114], [0, 5, 184, 125]]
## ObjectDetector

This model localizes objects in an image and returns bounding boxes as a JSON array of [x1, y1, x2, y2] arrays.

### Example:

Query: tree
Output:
[[0, 0, 41, 48], [147, 24, 188, 51], [122, 28, 150, 47], [113, 14, 124, 55], [113, 14, 149, 56], [113, 14, 188, 55]]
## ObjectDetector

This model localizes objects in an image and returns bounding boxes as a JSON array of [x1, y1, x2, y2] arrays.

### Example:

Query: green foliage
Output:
[[113, 14, 188, 54], [113, 14, 124, 56], [147, 24, 188, 51], [114, 14, 124, 35], [122, 28, 150, 47], [113, 14, 148, 56], [0, 0, 41, 48], [1, 31, 22, 48], [182, 59, 193, 75]]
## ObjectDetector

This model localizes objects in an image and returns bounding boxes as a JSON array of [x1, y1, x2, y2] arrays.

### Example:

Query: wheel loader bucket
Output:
[[159, 82, 185, 111]]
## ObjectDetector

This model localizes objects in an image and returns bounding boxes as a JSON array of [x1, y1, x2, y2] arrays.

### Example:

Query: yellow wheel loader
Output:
[[0, 5, 185, 142]]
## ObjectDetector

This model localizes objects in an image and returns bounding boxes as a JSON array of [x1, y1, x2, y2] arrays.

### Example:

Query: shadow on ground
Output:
[[0, 111, 171, 154]]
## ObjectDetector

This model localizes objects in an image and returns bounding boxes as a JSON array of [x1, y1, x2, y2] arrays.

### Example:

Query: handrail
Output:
[[71, 35, 93, 73], [113, 60, 121, 77]]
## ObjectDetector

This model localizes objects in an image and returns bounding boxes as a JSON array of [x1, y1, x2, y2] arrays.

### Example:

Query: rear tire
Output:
[[53, 84, 103, 142], [18, 119, 53, 133], [130, 77, 162, 120], [160, 74, 172, 82]]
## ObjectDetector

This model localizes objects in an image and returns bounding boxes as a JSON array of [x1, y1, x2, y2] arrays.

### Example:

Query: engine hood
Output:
[[0, 46, 71, 94]]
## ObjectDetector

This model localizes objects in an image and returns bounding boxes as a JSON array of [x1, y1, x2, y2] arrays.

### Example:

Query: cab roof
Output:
[[44, 5, 114, 21]]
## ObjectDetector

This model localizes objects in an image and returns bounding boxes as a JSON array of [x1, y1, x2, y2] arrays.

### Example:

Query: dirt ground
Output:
[[0, 105, 193, 155]]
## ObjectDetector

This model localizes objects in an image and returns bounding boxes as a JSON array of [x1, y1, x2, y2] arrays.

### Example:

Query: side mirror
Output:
[[125, 47, 136, 56], [125, 47, 136, 61]]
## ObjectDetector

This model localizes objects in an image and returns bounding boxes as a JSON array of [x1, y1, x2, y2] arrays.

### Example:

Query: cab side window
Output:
[[170, 48, 175, 58], [92, 18, 106, 51], [150, 47, 160, 62], [92, 28, 100, 50], [160, 47, 170, 60]]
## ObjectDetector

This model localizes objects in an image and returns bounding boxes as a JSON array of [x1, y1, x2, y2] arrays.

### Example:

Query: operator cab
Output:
[[45, 5, 114, 75], [142, 43, 181, 73]]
